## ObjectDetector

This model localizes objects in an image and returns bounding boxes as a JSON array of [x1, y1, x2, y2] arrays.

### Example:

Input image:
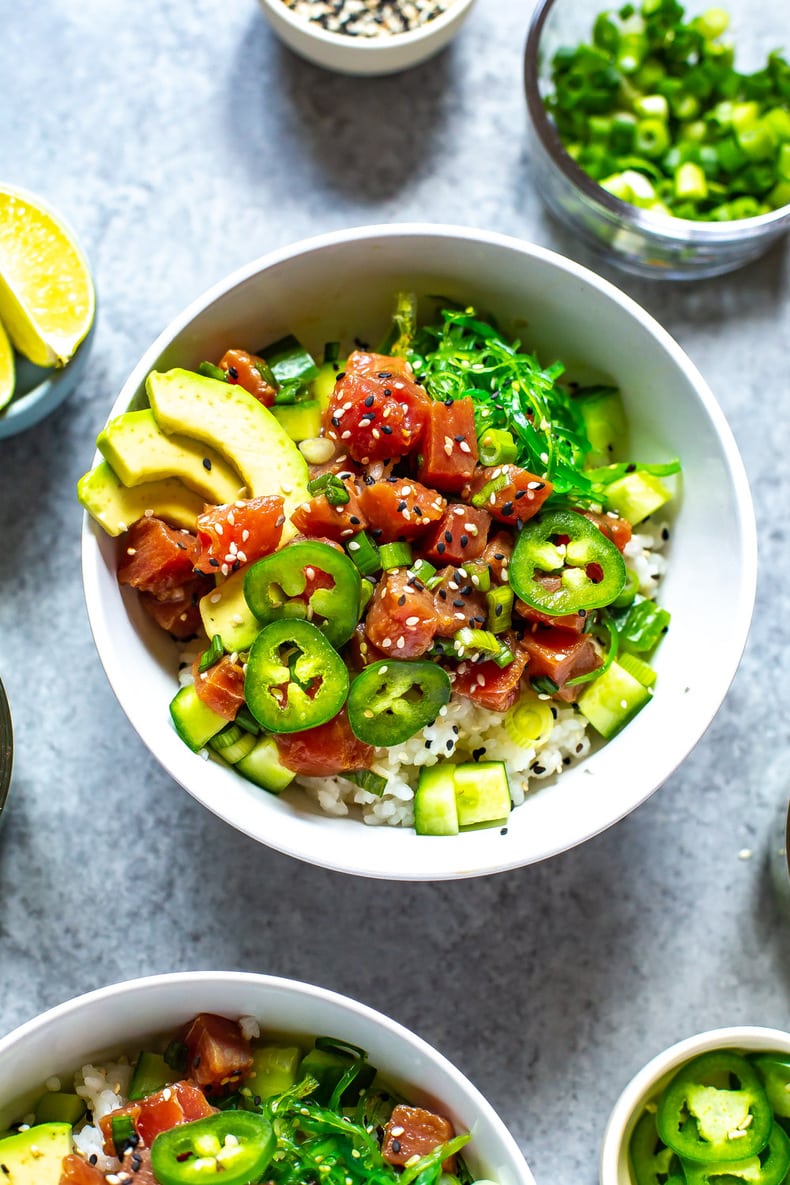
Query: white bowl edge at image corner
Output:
[[78, 223, 758, 882]]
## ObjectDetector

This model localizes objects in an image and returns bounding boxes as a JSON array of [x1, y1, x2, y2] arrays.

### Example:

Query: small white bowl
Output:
[[0, 969, 535, 1185], [600, 1025, 790, 1185], [256, 0, 477, 75], [81, 223, 757, 881]]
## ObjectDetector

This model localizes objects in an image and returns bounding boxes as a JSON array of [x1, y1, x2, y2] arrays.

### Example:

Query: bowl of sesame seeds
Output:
[[81, 223, 755, 880], [256, 0, 478, 76]]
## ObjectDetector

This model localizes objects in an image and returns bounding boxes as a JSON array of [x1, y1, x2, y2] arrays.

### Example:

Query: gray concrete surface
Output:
[[1, 2, 789, 1183]]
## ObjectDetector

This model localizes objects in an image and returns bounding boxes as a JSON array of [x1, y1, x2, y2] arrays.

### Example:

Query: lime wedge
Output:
[[0, 186, 95, 368], [0, 318, 14, 410]]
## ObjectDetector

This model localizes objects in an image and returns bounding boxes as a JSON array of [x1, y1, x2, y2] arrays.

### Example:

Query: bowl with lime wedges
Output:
[[0, 184, 96, 438]]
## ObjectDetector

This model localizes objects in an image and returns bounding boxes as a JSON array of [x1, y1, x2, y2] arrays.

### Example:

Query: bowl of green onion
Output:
[[524, 0, 790, 278]]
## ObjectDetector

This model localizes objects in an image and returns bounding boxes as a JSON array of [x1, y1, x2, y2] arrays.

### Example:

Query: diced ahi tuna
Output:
[[191, 654, 246, 721], [419, 504, 491, 566], [465, 464, 552, 525], [117, 517, 201, 598], [453, 636, 529, 712], [416, 397, 478, 492], [365, 569, 437, 658], [357, 477, 445, 542], [521, 627, 602, 693], [275, 710, 375, 776], [431, 567, 488, 638], [290, 478, 367, 543], [382, 1104, 457, 1172], [184, 1014, 253, 1091]]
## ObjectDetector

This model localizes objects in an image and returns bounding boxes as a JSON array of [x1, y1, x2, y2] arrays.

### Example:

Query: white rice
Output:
[[71, 1060, 133, 1171]]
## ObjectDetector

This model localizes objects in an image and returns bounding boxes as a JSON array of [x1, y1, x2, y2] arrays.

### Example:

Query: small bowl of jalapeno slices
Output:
[[0, 970, 535, 1185], [600, 1026, 790, 1185]]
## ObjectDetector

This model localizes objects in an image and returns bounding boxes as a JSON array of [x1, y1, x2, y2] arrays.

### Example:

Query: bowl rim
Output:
[[0, 678, 11, 819], [258, 0, 476, 51], [0, 969, 535, 1185], [81, 221, 757, 880], [599, 1024, 790, 1185], [524, 0, 790, 242]]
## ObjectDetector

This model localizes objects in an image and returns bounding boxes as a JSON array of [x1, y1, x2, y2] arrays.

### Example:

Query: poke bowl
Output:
[[0, 970, 535, 1185], [599, 1025, 790, 1185], [80, 223, 756, 880]]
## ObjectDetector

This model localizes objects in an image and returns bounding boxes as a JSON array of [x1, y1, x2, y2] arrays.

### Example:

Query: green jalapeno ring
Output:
[[509, 508, 626, 615], [150, 1110, 275, 1185], [656, 1050, 774, 1164], [245, 619, 350, 734], [243, 540, 361, 649], [347, 660, 452, 748], [679, 1120, 790, 1185], [752, 1054, 790, 1120]]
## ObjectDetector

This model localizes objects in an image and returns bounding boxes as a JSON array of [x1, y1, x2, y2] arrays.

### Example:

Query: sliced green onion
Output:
[[478, 427, 518, 466], [345, 531, 381, 576], [486, 585, 514, 634], [198, 361, 228, 382], [379, 541, 413, 570], [234, 705, 261, 736], [198, 634, 224, 673], [344, 769, 388, 796], [307, 472, 350, 506], [209, 723, 245, 750], [471, 473, 509, 508], [453, 627, 501, 656], [465, 560, 491, 592], [503, 696, 555, 747], [409, 558, 437, 585], [111, 1115, 136, 1157], [618, 650, 658, 687]]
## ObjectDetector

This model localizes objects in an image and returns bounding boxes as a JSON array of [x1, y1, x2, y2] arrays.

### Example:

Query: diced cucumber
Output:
[[454, 761, 511, 829], [235, 735, 295, 793], [35, 1091, 86, 1125], [169, 685, 228, 751], [310, 361, 343, 409], [298, 1047, 375, 1106], [129, 1051, 177, 1100], [271, 400, 323, 442], [605, 471, 671, 524], [199, 568, 261, 653], [577, 659, 652, 738], [246, 1044, 302, 1100], [579, 387, 628, 467], [415, 766, 459, 836]]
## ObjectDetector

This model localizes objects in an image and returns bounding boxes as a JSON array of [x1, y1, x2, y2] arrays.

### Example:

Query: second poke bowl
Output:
[[80, 223, 756, 880], [0, 970, 534, 1185]]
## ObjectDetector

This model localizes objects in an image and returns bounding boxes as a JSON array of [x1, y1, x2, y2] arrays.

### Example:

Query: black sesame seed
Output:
[[377, 371, 392, 379], [227, 365, 238, 380], [364, 474, 375, 486], [397, 501, 407, 512], [372, 529, 384, 539], [461, 584, 472, 595], [662, 526, 670, 540], [383, 388, 392, 397], [437, 542, 446, 554], [337, 371, 346, 381], [331, 416, 340, 427], [460, 535, 469, 548], [453, 599, 465, 608], [445, 739, 453, 751], [533, 764, 546, 774], [381, 425, 393, 435], [495, 604, 503, 616], [364, 395, 375, 407], [392, 1140, 401, 1154], [501, 501, 514, 516], [349, 515, 361, 525], [438, 589, 447, 599], [398, 595, 406, 606], [454, 434, 465, 443], [202, 457, 212, 471], [209, 558, 219, 568], [494, 552, 505, 561], [515, 489, 526, 499], [472, 746, 486, 761], [444, 530, 453, 543]]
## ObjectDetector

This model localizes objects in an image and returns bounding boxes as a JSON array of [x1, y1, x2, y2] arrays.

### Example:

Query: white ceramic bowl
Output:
[[600, 1025, 790, 1185], [81, 223, 757, 881], [256, 0, 476, 75], [0, 970, 534, 1185]]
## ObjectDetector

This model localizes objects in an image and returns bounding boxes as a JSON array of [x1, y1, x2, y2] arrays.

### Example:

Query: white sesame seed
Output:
[[405, 616, 420, 626]]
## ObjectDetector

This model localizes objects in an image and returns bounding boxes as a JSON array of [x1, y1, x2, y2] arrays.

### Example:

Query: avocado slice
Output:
[[98, 409, 245, 504], [199, 567, 261, 653], [0, 1122, 72, 1183], [78, 460, 204, 535], [146, 369, 309, 536]]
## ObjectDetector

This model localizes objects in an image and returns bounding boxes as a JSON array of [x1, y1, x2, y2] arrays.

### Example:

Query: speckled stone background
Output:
[[1, 2, 790, 1182]]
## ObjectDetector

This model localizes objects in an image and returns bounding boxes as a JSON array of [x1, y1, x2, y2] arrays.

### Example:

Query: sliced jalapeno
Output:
[[243, 540, 361, 649], [657, 1050, 774, 1164], [680, 1122, 790, 1185], [245, 619, 349, 734], [510, 508, 626, 615], [150, 1110, 275, 1185], [347, 660, 451, 747], [629, 1108, 683, 1185]]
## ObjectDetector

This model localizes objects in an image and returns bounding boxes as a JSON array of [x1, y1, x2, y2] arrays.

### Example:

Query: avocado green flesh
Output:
[[77, 461, 204, 536], [98, 408, 245, 504], [199, 567, 261, 653], [146, 368, 309, 537], [0, 1122, 72, 1183]]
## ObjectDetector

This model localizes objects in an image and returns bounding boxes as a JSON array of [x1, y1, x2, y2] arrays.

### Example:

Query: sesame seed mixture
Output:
[[282, 0, 454, 38]]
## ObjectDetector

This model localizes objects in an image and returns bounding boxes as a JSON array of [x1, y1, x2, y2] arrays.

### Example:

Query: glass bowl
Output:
[[524, 0, 790, 279], [0, 678, 12, 825]]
